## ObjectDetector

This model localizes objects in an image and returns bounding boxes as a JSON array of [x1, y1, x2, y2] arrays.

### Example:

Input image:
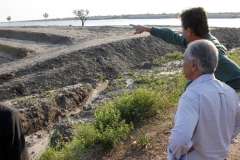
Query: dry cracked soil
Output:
[[0, 25, 240, 159]]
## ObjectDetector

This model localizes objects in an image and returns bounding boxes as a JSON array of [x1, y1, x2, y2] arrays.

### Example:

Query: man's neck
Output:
[[189, 36, 203, 43], [189, 71, 203, 81]]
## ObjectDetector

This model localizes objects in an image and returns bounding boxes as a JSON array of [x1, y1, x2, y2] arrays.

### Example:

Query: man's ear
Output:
[[192, 60, 198, 71], [187, 28, 194, 36]]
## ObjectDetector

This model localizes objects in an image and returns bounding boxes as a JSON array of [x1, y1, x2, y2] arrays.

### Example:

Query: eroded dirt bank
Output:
[[0, 36, 185, 101]]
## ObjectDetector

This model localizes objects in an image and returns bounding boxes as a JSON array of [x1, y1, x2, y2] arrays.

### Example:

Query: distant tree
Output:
[[43, 13, 49, 26], [7, 16, 11, 26], [73, 9, 89, 26]]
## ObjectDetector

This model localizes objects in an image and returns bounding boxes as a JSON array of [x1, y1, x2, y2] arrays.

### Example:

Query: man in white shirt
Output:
[[168, 40, 240, 160]]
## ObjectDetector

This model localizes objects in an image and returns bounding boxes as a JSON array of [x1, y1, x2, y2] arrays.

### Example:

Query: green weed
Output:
[[155, 51, 183, 63], [45, 90, 51, 95], [99, 74, 105, 81], [117, 73, 124, 79], [137, 134, 148, 146]]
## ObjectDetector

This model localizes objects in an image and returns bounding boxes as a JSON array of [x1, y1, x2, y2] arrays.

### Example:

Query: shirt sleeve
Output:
[[8, 110, 29, 160], [168, 95, 199, 159], [150, 27, 188, 48], [232, 103, 240, 139]]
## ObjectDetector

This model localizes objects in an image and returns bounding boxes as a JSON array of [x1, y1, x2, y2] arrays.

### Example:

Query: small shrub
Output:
[[99, 74, 105, 81], [74, 123, 98, 148], [137, 134, 148, 146], [113, 87, 161, 124], [93, 103, 133, 148], [38, 146, 57, 160]]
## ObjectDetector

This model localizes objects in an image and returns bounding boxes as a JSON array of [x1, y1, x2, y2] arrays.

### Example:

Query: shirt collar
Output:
[[187, 74, 215, 90]]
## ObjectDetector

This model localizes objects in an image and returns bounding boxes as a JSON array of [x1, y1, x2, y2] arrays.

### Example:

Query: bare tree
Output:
[[73, 9, 89, 26], [43, 13, 49, 26], [7, 16, 11, 26]]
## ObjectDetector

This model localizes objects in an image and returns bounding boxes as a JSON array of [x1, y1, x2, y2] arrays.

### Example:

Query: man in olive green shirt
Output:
[[130, 7, 240, 93]]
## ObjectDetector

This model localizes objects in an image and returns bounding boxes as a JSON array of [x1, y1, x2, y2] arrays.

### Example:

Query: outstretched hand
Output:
[[129, 24, 150, 35]]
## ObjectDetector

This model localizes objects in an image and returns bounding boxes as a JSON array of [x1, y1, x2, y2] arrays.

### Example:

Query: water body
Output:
[[0, 18, 240, 28]]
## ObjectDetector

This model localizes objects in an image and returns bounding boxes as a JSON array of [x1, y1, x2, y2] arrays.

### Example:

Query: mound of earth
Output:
[[0, 25, 240, 159]]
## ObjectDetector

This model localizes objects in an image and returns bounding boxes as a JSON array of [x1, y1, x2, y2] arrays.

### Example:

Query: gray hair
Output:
[[185, 40, 219, 74]]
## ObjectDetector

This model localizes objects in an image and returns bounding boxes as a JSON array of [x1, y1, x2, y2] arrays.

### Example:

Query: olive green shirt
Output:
[[150, 27, 240, 92]]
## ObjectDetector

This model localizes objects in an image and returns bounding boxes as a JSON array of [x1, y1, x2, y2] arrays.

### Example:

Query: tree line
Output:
[[6, 9, 90, 27]]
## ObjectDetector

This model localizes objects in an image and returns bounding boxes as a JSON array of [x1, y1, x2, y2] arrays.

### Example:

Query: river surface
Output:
[[0, 18, 240, 28]]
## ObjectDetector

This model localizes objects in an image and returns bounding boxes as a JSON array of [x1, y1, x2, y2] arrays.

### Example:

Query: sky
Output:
[[1, 0, 239, 22]]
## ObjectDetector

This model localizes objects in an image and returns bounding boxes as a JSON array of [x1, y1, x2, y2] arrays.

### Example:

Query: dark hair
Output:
[[179, 7, 209, 38]]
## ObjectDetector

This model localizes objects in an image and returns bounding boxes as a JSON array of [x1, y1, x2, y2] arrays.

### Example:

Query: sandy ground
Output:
[[0, 25, 240, 159]]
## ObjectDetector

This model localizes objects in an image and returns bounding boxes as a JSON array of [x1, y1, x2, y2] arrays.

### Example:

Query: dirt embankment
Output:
[[0, 26, 240, 159], [0, 26, 186, 135]]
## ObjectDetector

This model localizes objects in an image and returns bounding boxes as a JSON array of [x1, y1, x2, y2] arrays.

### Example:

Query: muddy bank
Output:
[[16, 83, 92, 135], [0, 36, 184, 101]]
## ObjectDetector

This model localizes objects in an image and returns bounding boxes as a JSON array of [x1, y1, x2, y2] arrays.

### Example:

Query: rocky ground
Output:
[[0, 25, 240, 159]]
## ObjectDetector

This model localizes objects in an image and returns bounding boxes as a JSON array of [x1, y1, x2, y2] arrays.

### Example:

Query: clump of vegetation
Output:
[[45, 90, 51, 95], [113, 87, 162, 124], [93, 104, 133, 148], [117, 73, 124, 79], [107, 79, 125, 90], [137, 134, 149, 146], [39, 104, 133, 159], [98, 74, 105, 82], [155, 51, 183, 63]]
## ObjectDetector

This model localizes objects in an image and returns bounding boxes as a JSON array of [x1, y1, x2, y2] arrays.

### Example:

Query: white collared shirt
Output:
[[168, 74, 240, 160]]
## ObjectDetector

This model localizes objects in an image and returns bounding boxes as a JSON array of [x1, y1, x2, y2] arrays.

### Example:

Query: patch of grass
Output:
[[38, 146, 58, 160], [39, 123, 97, 160], [107, 79, 125, 90], [227, 49, 240, 65], [45, 90, 51, 95], [137, 134, 149, 146], [26, 98, 36, 106], [155, 51, 183, 63], [99, 74, 105, 82], [106, 85, 114, 90], [12, 98, 23, 103], [117, 73, 124, 79]]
